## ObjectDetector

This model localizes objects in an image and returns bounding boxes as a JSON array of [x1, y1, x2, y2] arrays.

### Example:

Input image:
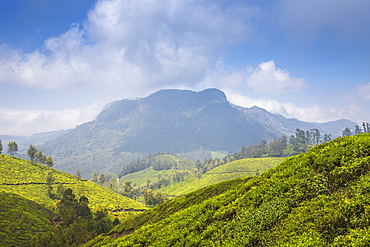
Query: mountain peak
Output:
[[147, 88, 227, 103]]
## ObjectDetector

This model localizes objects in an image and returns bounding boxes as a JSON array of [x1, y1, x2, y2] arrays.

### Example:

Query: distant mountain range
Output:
[[32, 88, 355, 178]]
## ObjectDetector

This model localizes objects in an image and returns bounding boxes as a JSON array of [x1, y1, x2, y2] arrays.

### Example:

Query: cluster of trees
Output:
[[343, 122, 370, 136], [27, 145, 54, 167], [91, 169, 172, 207], [195, 128, 331, 174], [91, 171, 106, 184], [0, 140, 54, 167], [143, 188, 167, 207], [31, 187, 118, 247], [0, 140, 19, 156], [118, 152, 174, 177]]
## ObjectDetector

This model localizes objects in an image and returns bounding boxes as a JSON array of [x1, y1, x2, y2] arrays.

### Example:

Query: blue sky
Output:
[[1, 0, 370, 136]]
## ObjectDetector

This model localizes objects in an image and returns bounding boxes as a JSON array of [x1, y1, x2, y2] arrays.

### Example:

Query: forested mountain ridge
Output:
[[87, 133, 370, 246], [41, 88, 279, 177], [237, 105, 355, 137], [40, 88, 354, 178]]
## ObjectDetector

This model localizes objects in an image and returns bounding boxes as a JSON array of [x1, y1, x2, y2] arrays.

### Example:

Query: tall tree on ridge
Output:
[[35, 150, 46, 164], [27, 144, 38, 161], [45, 155, 54, 167], [342, 127, 352, 137], [7, 141, 18, 156], [355, 125, 362, 135], [0, 140, 2, 154]]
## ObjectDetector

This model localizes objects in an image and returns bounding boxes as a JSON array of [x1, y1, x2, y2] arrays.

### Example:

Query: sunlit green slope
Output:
[[88, 133, 370, 246], [0, 154, 146, 211], [159, 157, 284, 195], [0, 192, 54, 247], [119, 154, 195, 187]]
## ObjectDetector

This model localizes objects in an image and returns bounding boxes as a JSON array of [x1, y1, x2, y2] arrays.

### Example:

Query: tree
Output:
[[311, 129, 321, 144], [294, 128, 306, 144], [27, 144, 38, 161], [46, 171, 55, 198], [355, 125, 362, 135], [92, 171, 98, 182], [45, 155, 54, 167], [342, 127, 352, 137], [35, 150, 46, 164], [323, 134, 332, 143], [99, 173, 106, 184], [76, 170, 81, 178], [0, 140, 2, 154], [7, 141, 18, 156]]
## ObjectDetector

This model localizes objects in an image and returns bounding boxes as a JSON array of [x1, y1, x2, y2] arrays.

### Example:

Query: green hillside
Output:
[[119, 154, 195, 187], [0, 154, 146, 211], [159, 157, 284, 195], [87, 133, 370, 246], [0, 192, 55, 247]]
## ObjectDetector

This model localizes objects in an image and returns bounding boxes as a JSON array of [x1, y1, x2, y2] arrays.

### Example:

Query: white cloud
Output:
[[0, 103, 104, 136], [0, 0, 261, 94], [224, 90, 365, 124], [246, 61, 306, 92]]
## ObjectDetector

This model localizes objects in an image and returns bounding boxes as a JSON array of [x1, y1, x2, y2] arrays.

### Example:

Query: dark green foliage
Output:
[[32, 188, 114, 247], [0, 192, 54, 247], [45, 155, 54, 167], [342, 127, 352, 137], [0, 139, 3, 154], [7, 141, 18, 156], [88, 133, 370, 246], [35, 150, 46, 164], [143, 188, 167, 207], [119, 152, 180, 177], [28, 144, 38, 161]]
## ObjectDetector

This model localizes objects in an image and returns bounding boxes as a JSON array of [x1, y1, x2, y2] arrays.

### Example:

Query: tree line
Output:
[[0, 140, 19, 156], [342, 122, 370, 137], [0, 140, 54, 167]]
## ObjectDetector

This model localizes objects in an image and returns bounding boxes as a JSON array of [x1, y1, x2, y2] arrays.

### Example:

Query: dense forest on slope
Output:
[[86, 133, 370, 246]]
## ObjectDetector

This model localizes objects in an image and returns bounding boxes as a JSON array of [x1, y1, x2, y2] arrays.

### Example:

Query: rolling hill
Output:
[[0, 154, 146, 211], [0, 192, 55, 247], [159, 157, 285, 196], [86, 133, 370, 246], [119, 154, 195, 187]]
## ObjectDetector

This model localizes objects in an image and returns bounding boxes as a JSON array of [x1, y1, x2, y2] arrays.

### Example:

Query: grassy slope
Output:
[[119, 154, 195, 186], [88, 133, 370, 246], [160, 157, 284, 196], [0, 154, 146, 211], [0, 192, 55, 247], [84, 177, 251, 246]]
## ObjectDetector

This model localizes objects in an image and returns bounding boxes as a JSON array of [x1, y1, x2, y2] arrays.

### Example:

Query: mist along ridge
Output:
[[85, 133, 370, 246]]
